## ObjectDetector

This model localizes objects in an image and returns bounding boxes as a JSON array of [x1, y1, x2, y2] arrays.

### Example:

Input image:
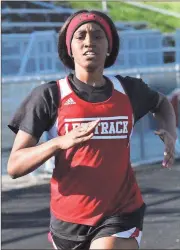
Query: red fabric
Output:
[[130, 228, 140, 238], [50, 77, 143, 226], [66, 13, 113, 56]]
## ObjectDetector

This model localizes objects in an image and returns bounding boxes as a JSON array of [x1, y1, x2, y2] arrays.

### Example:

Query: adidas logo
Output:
[[64, 98, 76, 105]]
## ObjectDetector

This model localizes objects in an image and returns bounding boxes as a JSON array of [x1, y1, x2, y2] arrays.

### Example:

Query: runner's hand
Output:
[[58, 119, 100, 150], [154, 129, 176, 169]]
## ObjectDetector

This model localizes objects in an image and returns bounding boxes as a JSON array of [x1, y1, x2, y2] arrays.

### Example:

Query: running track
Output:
[[2, 162, 180, 249]]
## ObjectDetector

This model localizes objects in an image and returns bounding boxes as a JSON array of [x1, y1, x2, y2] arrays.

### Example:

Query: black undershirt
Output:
[[8, 73, 160, 141], [69, 74, 112, 102]]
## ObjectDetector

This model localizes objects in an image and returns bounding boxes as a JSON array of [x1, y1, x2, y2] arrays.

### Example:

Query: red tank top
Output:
[[49, 76, 143, 226]]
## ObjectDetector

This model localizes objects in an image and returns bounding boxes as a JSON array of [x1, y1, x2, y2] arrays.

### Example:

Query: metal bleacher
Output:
[[111, 29, 164, 70], [2, 1, 75, 34], [2, 1, 180, 78], [2, 29, 180, 77]]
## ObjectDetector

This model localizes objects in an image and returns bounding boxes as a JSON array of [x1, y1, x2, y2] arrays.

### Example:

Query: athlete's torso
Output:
[[48, 75, 143, 225]]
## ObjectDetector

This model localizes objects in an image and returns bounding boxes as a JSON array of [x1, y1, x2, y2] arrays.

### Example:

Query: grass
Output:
[[142, 2, 180, 14], [58, 1, 180, 33]]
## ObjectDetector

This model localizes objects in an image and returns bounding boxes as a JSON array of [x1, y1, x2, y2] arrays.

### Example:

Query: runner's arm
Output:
[[153, 93, 177, 140], [8, 120, 99, 179], [7, 130, 60, 179]]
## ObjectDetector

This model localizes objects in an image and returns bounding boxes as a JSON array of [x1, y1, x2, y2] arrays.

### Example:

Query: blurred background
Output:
[[2, 0, 180, 175], [1, 1, 180, 250]]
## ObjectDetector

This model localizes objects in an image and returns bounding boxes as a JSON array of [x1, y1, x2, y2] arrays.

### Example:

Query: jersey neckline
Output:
[[65, 75, 116, 105]]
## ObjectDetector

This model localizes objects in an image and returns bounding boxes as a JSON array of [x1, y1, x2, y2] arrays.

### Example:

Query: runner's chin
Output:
[[83, 56, 102, 71]]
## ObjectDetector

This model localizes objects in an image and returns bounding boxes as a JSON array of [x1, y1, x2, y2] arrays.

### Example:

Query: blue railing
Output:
[[175, 29, 180, 63], [2, 29, 180, 77]]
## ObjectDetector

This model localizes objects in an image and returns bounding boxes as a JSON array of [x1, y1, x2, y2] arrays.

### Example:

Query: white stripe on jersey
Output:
[[58, 77, 72, 99], [64, 116, 128, 122], [92, 135, 127, 139]]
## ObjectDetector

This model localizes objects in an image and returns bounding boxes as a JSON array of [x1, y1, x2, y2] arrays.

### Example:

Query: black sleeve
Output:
[[8, 81, 59, 141], [116, 75, 160, 123]]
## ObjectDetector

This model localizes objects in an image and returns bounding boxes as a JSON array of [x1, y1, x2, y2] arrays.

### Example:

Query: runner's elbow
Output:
[[7, 157, 20, 179], [7, 165, 18, 179]]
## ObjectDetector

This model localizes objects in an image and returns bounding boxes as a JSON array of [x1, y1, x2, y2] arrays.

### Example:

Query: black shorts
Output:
[[49, 203, 146, 250]]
